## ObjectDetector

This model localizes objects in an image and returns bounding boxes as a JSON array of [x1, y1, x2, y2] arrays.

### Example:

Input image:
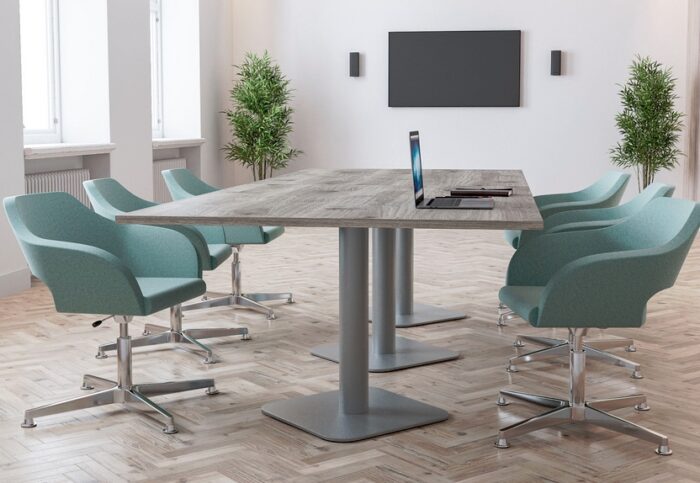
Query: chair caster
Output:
[[497, 316, 507, 327], [142, 330, 151, 336], [635, 402, 650, 412], [494, 437, 510, 449], [242, 333, 252, 341], [656, 444, 673, 456], [632, 370, 644, 380], [21, 420, 36, 429], [162, 425, 178, 434], [80, 383, 94, 391], [496, 395, 509, 407], [205, 386, 219, 396], [202, 295, 209, 301], [202, 355, 217, 365], [287, 296, 295, 304], [625, 345, 637, 353], [95, 351, 108, 359], [267, 312, 276, 321], [506, 363, 518, 373], [513, 339, 525, 348]]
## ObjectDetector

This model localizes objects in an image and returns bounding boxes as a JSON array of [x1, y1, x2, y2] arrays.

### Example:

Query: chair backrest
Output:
[[4, 192, 202, 315], [575, 171, 631, 204], [84, 178, 156, 220], [536, 198, 700, 328], [162, 168, 218, 200], [542, 183, 675, 231], [84, 178, 214, 270]]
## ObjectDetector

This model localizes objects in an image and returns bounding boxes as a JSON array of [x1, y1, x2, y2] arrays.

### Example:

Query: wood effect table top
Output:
[[117, 169, 543, 230]]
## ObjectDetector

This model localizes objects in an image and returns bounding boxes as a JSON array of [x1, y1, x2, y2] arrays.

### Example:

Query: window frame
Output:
[[22, 0, 62, 145], [150, 0, 165, 139]]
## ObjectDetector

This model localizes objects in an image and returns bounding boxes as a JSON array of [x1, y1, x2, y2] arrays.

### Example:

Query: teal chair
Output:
[[162, 168, 293, 320], [499, 183, 674, 334], [84, 178, 249, 364], [4, 192, 220, 434], [494, 198, 700, 455], [503, 171, 631, 250], [502, 184, 675, 376]]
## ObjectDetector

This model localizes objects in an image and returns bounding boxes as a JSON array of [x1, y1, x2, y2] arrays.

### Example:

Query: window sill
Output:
[[24, 142, 116, 160], [152, 138, 205, 150]]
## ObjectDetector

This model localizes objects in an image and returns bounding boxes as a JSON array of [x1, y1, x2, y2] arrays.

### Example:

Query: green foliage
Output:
[[223, 52, 301, 180], [611, 56, 684, 190]]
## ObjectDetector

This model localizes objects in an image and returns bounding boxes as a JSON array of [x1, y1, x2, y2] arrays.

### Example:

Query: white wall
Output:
[[107, 0, 154, 199], [0, 0, 31, 297], [228, 0, 690, 198], [199, 0, 234, 184]]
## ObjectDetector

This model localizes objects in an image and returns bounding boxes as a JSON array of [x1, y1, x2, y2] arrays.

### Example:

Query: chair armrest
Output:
[[535, 192, 578, 208], [536, 247, 680, 328], [22, 239, 146, 315], [116, 224, 202, 278], [506, 229, 620, 286], [547, 219, 622, 234], [222, 225, 266, 245], [539, 198, 614, 218]]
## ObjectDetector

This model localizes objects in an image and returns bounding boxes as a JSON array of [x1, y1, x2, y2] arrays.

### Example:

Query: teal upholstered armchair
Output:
[[498, 183, 675, 339], [84, 178, 249, 364], [4, 192, 220, 434], [495, 198, 700, 455], [504, 171, 631, 249], [162, 168, 292, 320]]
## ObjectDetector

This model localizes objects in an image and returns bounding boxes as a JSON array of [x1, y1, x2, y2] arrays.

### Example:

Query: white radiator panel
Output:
[[25, 168, 91, 206], [153, 158, 186, 203]]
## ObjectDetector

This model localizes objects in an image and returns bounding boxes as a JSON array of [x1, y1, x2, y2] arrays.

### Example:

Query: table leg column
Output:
[[395, 228, 466, 328], [339, 227, 369, 414], [262, 227, 448, 442], [313, 228, 459, 372]]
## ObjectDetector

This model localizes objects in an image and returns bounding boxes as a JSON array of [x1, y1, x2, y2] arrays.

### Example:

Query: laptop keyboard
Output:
[[430, 197, 462, 208]]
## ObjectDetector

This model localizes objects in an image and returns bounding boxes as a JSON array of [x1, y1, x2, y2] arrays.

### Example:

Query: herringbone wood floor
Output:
[[1, 228, 699, 482]]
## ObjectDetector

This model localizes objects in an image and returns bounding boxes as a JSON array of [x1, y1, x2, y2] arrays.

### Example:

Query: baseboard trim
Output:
[[0, 267, 31, 298]]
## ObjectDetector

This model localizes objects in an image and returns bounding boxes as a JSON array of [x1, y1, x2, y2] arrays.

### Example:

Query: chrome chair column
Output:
[[507, 330, 641, 379], [182, 246, 294, 320], [23, 317, 218, 434], [96, 304, 249, 364], [495, 329, 670, 455]]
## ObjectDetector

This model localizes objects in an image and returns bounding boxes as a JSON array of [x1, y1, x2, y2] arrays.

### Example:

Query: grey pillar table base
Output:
[[395, 303, 466, 328], [394, 229, 466, 327], [261, 387, 448, 443], [311, 336, 459, 372]]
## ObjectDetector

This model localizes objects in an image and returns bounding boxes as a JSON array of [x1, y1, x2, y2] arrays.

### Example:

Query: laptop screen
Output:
[[409, 131, 424, 205]]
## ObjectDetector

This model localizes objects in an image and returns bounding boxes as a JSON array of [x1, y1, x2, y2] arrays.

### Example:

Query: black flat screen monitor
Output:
[[389, 30, 521, 107]]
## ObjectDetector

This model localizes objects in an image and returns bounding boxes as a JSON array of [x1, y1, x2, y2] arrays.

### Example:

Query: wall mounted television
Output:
[[388, 30, 521, 107]]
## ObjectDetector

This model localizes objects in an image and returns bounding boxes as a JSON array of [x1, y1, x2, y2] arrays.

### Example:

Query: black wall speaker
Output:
[[349, 52, 360, 77], [551, 50, 562, 76]]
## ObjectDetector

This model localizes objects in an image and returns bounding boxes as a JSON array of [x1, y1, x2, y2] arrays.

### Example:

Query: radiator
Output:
[[153, 158, 186, 203], [25, 168, 91, 206]]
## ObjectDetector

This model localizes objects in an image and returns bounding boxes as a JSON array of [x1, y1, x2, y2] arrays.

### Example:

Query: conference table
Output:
[[117, 168, 542, 442]]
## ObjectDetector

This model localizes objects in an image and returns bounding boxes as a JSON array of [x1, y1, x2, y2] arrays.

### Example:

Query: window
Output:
[[20, 0, 62, 144], [150, 0, 164, 138]]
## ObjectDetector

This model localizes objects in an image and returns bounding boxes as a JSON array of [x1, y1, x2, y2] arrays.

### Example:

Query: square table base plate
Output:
[[311, 336, 459, 372], [395, 303, 467, 328], [261, 387, 448, 442]]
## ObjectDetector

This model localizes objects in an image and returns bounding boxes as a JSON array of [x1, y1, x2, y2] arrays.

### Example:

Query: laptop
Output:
[[410, 131, 495, 210]]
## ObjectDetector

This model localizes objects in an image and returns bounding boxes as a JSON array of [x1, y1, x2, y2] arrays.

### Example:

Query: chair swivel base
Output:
[[183, 292, 294, 320], [508, 335, 642, 379], [494, 389, 671, 456], [21, 375, 217, 434], [97, 324, 249, 364]]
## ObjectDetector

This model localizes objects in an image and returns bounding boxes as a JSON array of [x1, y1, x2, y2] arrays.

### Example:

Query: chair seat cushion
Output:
[[498, 286, 543, 324], [207, 244, 232, 270], [136, 277, 206, 314]]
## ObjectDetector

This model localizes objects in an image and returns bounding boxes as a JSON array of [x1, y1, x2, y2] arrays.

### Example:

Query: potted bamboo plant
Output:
[[223, 52, 301, 181]]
